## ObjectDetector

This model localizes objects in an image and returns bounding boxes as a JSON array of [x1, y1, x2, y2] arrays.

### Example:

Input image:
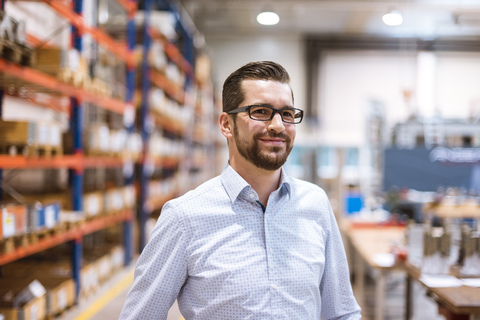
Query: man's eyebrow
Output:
[[252, 103, 295, 109]]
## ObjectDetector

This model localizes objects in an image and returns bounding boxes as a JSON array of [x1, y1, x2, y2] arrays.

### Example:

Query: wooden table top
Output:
[[406, 262, 480, 314], [341, 220, 406, 269], [423, 203, 480, 219]]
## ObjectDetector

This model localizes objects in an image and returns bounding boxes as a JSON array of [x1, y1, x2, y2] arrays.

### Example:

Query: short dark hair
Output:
[[222, 61, 293, 114]]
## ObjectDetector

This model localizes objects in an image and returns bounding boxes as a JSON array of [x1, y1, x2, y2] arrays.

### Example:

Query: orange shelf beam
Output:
[[150, 70, 185, 104], [0, 59, 129, 114], [0, 210, 134, 266], [149, 28, 193, 76], [153, 113, 185, 136], [41, 0, 136, 67], [154, 156, 181, 169], [0, 155, 132, 169], [0, 154, 82, 169], [116, 0, 137, 17]]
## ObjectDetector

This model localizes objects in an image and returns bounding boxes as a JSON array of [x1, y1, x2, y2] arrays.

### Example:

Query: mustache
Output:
[[254, 132, 291, 143]]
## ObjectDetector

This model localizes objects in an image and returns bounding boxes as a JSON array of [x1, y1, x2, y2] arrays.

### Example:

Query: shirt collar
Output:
[[220, 163, 292, 203]]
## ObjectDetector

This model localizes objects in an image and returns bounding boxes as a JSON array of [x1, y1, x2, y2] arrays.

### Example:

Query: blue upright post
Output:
[[138, 0, 153, 253], [70, 0, 84, 302], [123, 0, 137, 265]]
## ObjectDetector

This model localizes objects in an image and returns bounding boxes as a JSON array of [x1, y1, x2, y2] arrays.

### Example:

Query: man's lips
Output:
[[259, 138, 285, 145]]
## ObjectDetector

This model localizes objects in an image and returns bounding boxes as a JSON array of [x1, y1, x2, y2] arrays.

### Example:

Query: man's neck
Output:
[[230, 159, 282, 207]]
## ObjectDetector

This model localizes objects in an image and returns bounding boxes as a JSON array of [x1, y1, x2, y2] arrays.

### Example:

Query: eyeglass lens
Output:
[[249, 105, 302, 123]]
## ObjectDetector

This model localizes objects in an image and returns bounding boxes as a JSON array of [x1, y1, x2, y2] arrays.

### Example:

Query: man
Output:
[[120, 61, 361, 320]]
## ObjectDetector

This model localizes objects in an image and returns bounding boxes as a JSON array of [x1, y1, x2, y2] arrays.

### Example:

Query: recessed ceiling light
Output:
[[382, 10, 403, 26], [257, 11, 280, 26]]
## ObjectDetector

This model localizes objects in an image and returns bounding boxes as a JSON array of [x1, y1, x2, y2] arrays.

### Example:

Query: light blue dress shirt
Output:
[[120, 164, 361, 320]]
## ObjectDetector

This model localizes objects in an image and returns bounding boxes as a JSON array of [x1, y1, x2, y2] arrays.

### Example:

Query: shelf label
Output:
[[124, 104, 135, 127], [57, 288, 67, 310], [123, 160, 134, 179], [44, 205, 56, 229]]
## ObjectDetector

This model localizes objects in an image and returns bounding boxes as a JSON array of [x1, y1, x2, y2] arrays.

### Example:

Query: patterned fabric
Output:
[[120, 164, 361, 320]]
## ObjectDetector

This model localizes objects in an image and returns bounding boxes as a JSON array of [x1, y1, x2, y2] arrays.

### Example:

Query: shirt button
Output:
[[272, 284, 278, 290], [249, 193, 255, 198]]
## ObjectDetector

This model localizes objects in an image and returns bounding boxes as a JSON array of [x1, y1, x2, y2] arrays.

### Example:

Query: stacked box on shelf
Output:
[[0, 261, 75, 318], [124, 132, 143, 161], [0, 203, 27, 240], [0, 120, 63, 157], [104, 188, 124, 215], [84, 191, 104, 218], [38, 276, 75, 317], [0, 120, 36, 156], [35, 122, 63, 157], [26, 201, 61, 232], [34, 47, 90, 90], [0, 11, 33, 66], [0, 279, 47, 320], [109, 129, 127, 157], [84, 124, 110, 156]]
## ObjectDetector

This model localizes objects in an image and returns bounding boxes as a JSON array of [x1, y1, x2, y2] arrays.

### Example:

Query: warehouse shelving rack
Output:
[[0, 0, 138, 301], [136, 0, 197, 251], [0, 0, 216, 308]]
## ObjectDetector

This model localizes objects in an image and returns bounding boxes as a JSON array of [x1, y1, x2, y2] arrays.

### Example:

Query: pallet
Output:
[[28, 224, 65, 245], [37, 145, 63, 158], [58, 68, 90, 89], [0, 38, 34, 66], [0, 143, 37, 156], [0, 144, 63, 158], [0, 234, 28, 254]]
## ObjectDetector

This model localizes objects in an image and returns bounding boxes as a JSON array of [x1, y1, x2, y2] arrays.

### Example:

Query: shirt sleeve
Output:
[[319, 193, 362, 320], [119, 201, 189, 320]]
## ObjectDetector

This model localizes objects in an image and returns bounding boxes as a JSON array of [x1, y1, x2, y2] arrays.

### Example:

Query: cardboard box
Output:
[[84, 125, 110, 156], [0, 120, 36, 147], [104, 188, 123, 214], [37, 276, 75, 316], [84, 192, 104, 217], [0, 279, 47, 320], [0, 203, 27, 239], [26, 202, 61, 232]]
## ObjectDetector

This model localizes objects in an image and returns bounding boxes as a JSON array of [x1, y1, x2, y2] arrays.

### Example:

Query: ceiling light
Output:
[[382, 10, 403, 26], [257, 11, 280, 26]]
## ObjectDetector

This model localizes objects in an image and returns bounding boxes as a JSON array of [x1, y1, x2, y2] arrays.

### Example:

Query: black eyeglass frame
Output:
[[226, 104, 304, 124]]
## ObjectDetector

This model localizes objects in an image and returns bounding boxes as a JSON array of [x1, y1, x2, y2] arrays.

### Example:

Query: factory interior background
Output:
[[0, 0, 479, 319]]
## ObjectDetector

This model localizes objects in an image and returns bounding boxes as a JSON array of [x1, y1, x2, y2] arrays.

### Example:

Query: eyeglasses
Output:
[[226, 104, 304, 124]]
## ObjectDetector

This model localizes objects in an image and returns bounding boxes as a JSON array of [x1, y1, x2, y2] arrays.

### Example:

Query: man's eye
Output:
[[282, 110, 295, 118], [252, 108, 269, 114]]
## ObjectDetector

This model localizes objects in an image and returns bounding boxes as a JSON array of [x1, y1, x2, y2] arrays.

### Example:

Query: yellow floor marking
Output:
[[74, 269, 134, 320]]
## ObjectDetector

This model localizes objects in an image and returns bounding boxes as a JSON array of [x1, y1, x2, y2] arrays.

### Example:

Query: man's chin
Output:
[[252, 154, 287, 171]]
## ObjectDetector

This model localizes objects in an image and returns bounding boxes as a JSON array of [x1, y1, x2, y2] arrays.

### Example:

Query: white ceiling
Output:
[[177, 0, 480, 40]]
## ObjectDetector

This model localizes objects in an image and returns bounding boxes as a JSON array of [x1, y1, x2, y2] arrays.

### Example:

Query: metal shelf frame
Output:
[[0, 0, 138, 302], [137, 0, 196, 252], [0, 210, 135, 266]]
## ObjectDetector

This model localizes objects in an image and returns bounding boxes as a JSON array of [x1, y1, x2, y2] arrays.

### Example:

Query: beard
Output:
[[233, 125, 293, 171]]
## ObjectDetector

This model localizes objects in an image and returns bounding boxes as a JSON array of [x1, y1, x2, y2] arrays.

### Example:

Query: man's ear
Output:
[[219, 113, 233, 139]]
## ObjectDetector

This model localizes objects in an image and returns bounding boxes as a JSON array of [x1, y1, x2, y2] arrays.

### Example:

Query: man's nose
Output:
[[268, 112, 285, 132]]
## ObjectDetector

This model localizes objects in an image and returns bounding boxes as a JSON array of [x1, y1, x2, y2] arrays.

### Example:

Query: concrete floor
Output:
[[57, 261, 183, 320]]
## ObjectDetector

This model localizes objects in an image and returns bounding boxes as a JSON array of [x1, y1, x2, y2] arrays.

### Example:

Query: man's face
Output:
[[231, 79, 296, 171]]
